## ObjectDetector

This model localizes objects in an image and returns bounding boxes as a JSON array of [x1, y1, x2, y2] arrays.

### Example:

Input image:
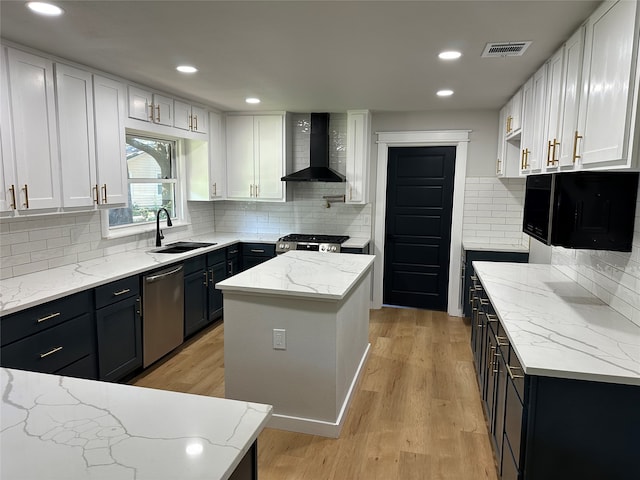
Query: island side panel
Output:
[[224, 293, 339, 422]]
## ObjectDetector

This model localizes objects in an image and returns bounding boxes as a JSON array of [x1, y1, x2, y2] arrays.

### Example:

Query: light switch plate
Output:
[[273, 328, 286, 350]]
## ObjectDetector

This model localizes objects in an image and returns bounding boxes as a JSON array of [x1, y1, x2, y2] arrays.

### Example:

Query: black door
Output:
[[383, 146, 456, 310]]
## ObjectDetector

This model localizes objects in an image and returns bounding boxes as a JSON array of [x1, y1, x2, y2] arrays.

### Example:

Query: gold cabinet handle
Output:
[[479, 298, 489, 306], [193, 114, 198, 131], [22, 184, 29, 208], [213, 183, 217, 196], [552, 139, 560, 164], [546, 140, 553, 166], [506, 363, 524, 380], [250, 184, 253, 197], [520, 148, 530, 169], [93, 184, 100, 204], [572, 131, 583, 164], [8, 184, 16, 209], [148, 103, 154, 121], [496, 335, 509, 347], [156, 104, 161, 122], [506, 115, 512, 134], [101, 184, 108, 204], [469, 286, 474, 305], [209, 268, 214, 284], [251, 249, 265, 253], [486, 313, 498, 323], [203, 270, 209, 287], [496, 158, 501, 175], [255, 184, 259, 197], [37, 312, 61, 323], [188, 114, 193, 130], [40, 346, 63, 359], [112, 288, 130, 297]]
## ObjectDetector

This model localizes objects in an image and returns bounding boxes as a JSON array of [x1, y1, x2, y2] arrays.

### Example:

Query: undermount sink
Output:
[[153, 242, 217, 254]]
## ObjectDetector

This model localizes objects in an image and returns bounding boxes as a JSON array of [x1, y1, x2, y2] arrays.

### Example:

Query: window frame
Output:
[[100, 130, 189, 240]]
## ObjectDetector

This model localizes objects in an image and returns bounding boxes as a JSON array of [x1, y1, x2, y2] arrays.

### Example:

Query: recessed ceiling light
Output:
[[437, 89, 454, 97], [176, 65, 198, 73], [438, 51, 462, 60], [26, 2, 64, 16], [245, 97, 261, 104]]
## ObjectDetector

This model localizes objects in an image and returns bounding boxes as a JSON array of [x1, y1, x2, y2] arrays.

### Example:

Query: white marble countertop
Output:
[[463, 241, 529, 253], [0, 232, 371, 316], [473, 262, 640, 386], [216, 250, 375, 301], [1, 367, 272, 480]]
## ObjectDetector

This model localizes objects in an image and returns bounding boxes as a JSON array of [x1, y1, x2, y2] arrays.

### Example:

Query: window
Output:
[[109, 135, 178, 228]]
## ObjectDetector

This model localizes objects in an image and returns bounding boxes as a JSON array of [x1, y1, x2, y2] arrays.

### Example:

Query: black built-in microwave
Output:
[[523, 172, 639, 252]]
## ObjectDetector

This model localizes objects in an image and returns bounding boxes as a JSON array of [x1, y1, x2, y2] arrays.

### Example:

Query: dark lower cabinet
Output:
[[0, 290, 97, 380], [241, 243, 275, 271], [341, 244, 370, 254], [229, 441, 258, 480], [471, 277, 640, 480], [95, 276, 142, 382], [227, 244, 241, 277]]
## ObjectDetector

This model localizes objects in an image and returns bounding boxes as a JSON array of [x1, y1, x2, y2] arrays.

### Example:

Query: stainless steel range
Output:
[[276, 234, 350, 254]]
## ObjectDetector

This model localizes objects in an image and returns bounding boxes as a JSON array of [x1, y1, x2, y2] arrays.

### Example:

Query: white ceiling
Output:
[[0, 0, 601, 113]]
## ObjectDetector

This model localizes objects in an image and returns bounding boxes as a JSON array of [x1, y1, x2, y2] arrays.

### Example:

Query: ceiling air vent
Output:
[[482, 41, 532, 57]]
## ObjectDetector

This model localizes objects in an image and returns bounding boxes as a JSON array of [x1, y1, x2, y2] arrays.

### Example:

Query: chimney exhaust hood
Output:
[[281, 113, 345, 182]]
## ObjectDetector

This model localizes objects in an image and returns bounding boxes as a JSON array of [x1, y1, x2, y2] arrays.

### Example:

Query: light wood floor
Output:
[[131, 307, 498, 480]]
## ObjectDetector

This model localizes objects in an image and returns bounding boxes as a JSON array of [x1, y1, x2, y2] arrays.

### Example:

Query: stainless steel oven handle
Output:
[[145, 265, 184, 283]]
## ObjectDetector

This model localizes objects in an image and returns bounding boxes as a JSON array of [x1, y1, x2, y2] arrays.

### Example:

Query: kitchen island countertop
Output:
[[1, 367, 272, 479]]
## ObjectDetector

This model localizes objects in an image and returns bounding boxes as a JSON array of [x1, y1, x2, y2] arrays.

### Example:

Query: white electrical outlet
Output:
[[273, 328, 286, 350], [363, 214, 371, 226]]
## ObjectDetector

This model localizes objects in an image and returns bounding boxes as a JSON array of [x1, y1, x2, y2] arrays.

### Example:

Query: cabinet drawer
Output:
[[184, 254, 207, 276], [508, 346, 526, 400], [207, 248, 226, 265], [1, 313, 95, 374], [1, 290, 92, 346], [226, 244, 240, 258], [242, 243, 275, 257], [95, 276, 139, 309], [55, 354, 97, 380]]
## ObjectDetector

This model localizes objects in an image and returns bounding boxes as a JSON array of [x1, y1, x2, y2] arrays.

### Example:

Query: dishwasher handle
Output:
[[145, 265, 184, 283]]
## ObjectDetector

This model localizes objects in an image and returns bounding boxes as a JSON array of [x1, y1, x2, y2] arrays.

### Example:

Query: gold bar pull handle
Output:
[[250, 184, 253, 197], [255, 184, 259, 197], [496, 158, 501, 175], [572, 131, 583, 164], [203, 271, 209, 287], [213, 183, 217, 196], [486, 313, 498, 323], [496, 335, 509, 347], [188, 114, 193, 130], [40, 346, 63, 359], [93, 184, 100, 204], [148, 103, 154, 121], [193, 114, 198, 131], [546, 140, 553, 166], [37, 312, 61, 323], [8, 184, 16, 209], [156, 105, 160, 123], [469, 286, 474, 305], [101, 184, 108, 204], [553, 139, 560, 164], [506, 363, 524, 380], [22, 184, 29, 208], [112, 288, 131, 297]]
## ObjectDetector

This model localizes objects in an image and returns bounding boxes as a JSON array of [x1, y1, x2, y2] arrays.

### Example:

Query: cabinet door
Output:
[[543, 49, 564, 171], [496, 106, 508, 176], [0, 48, 16, 213], [128, 85, 152, 121], [558, 27, 585, 168], [208, 262, 226, 322], [184, 269, 208, 337], [254, 115, 284, 201], [520, 78, 534, 174], [191, 105, 208, 134], [6, 48, 61, 210], [521, 66, 547, 173], [93, 75, 128, 205], [577, 0, 637, 168], [226, 115, 255, 199], [173, 100, 191, 131], [56, 64, 97, 208], [208, 111, 225, 199], [152, 94, 172, 126], [96, 295, 142, 382], [346, 110, 370, 204]]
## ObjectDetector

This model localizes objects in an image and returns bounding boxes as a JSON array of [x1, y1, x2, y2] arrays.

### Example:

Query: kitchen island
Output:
[[1, 367, 272, 480], [216, 251, 375, 438]]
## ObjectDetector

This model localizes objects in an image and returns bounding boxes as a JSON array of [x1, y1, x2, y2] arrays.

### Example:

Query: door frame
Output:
[[373, 130, 470, 316]]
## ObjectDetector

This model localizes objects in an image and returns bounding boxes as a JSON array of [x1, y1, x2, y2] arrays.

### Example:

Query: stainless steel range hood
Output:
[[281, 113, 345, 182]]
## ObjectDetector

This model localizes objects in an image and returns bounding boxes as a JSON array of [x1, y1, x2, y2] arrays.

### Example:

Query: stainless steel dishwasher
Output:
[[142, 264, 184, 367]]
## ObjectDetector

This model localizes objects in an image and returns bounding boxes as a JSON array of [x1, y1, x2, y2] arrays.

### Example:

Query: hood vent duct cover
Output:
[[281, 113, 345, 182]]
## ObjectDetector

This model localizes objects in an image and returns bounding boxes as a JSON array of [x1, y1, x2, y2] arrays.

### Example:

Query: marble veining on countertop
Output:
[[473, 262, 640, 386], [1, 367, 272, 480], [216, 250, 375, 301]]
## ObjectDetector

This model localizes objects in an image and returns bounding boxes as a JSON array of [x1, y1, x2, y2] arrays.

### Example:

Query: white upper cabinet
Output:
[[557, 27, 585, 169], [542, 48, 565, 171], [174, 101, 208, 134], [520, 65, 547, 174], [575, 0, 638, 169], [1, 47, 16, 213], [93, 75, 128, 206], [345, 110, 370, 204], [127, 86, 172, 126], [226, 113, 287, 202], [4, 48, 60, 211], [186, 111, 226, 201], [505, 89, 523, 138], [55, 64, 97, 208]]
